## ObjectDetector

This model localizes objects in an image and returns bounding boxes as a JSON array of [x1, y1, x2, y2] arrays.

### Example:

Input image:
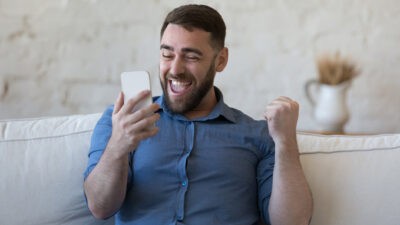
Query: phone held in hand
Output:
[[120, 71, 152, 112]]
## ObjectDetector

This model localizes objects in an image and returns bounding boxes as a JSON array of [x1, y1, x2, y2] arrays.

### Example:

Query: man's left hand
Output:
[[263, 96, 299, 147]]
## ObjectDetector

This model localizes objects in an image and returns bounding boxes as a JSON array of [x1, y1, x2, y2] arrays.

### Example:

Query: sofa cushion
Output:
[[298, 132, 400, 225], [0, 114, 114, 225], [1, 113, 400, 225]]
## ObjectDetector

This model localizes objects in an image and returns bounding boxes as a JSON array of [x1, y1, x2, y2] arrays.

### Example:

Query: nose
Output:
[[169, 56, 185, 75]]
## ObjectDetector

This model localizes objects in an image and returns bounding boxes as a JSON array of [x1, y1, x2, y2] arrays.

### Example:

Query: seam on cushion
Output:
[[300, 145, 400, 155], [297, 132, 400, 139], [0, 114, 101, 123], [0, 130, 94, 143], [0, 116, 58, 123]]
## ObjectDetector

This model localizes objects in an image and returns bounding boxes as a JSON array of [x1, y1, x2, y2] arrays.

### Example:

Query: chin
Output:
[[165, 98, 189, 114]]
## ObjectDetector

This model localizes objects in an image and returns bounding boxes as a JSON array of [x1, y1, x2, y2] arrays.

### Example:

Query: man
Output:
[[84, 4, 313, 225]]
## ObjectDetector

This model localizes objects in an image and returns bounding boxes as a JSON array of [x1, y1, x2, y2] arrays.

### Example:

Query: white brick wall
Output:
[[1, 0, 399, 133]]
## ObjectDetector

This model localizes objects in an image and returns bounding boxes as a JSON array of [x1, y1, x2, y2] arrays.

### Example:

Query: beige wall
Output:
[[1, 0, 399, 133]]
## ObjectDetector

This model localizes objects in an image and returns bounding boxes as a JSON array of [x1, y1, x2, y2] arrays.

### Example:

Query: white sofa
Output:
[[1, 113, 399, 225]]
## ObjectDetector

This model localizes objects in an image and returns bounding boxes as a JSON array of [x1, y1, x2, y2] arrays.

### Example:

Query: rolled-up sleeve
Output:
[[257, 136, 275, 225], [83, 105, 114, 180]]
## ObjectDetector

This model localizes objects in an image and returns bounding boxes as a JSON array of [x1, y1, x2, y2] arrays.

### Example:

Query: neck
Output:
[[184, 88, 217, 119]]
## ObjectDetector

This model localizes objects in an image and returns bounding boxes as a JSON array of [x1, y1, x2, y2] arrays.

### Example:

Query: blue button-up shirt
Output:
[[84, 88, 275, 225]]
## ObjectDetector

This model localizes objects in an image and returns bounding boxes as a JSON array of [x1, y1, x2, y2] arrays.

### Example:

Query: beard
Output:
[[160, 61, 216, 115]]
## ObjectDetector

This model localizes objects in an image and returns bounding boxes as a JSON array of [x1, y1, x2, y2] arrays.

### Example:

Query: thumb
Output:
[[113, 92, 124, 114]]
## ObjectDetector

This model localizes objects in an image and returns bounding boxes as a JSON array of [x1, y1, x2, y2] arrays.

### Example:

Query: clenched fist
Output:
[[264, 96, 299, 147]]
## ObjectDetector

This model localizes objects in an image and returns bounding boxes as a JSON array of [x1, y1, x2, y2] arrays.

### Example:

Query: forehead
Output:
[[161, 24, 214, 53]]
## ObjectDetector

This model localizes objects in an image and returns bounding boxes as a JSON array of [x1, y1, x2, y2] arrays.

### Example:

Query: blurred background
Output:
[[0, 0, 399, 133]]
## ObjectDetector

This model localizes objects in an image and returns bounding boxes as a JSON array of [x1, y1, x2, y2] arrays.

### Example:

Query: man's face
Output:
[[159, 24, 220, 114]]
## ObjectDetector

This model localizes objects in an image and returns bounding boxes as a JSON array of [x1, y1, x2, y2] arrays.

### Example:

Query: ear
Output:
[[215, 47, 229, 72]]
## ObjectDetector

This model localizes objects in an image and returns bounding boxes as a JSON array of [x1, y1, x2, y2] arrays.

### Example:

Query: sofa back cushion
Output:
[[1, 113, 400, 225], [298, 132, 400, 225], [0, 114, 113, 225]]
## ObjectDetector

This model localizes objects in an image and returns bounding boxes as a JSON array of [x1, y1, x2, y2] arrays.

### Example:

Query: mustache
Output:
[[166, 72, 194, 81]]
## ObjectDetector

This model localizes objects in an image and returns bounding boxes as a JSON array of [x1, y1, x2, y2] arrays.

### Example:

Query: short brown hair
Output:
[[160, 4, 226, 50]]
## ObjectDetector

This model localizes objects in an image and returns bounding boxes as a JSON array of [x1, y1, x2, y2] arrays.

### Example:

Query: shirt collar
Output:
[[154, 87, 236, 123]]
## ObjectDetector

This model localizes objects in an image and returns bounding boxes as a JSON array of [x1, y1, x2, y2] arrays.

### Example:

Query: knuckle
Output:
[[128, 97, 136, 105], [120, 120, 129, 130], [136, 108, 147, 117], [130, 135, 139, 144], [151, 103, 159, 111], [152, 113, 160, 121]]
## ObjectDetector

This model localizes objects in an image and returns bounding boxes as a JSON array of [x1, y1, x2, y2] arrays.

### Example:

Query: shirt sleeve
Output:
[[257, 134, 275, 225], [83, 105, 115, 180]]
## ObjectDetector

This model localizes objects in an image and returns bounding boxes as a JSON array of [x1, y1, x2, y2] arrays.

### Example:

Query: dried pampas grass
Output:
[[316, 52, 360, 85]]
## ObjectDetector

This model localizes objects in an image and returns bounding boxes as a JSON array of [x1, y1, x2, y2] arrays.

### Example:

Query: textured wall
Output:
[[1, 0, 399, 133]]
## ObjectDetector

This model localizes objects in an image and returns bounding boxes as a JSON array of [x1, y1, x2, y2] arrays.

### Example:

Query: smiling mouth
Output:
[[169, 79, 192, 95]]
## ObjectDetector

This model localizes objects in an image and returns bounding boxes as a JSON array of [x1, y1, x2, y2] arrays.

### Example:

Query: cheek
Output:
[[190, 63, 213, 80], [159, 60, 168, 72], [159, 62, 169, 78]]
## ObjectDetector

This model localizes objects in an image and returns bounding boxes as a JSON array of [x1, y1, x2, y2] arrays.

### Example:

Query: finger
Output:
[[267, 98, 298, 110], [113, 92, 124, 115], [268, 98, 290, 107], [126, 111, 160, 130], [264, 104, 287, 120], [139, 113, 160, 129], [148, 103, 161, 113], [265, 103, 285, 114], [127, 103, 160, 123], [263, 114, 272, 121], [121, 90, 151, 114], [269, 96, 297, 105], [276, 96, 292, 101], [133, 126, 160, 143], [124, 114, 160, 140]]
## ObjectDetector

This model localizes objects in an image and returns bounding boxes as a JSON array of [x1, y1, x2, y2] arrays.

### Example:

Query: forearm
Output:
[[268, 142, 313, 225], [84, 145, 130, 219]]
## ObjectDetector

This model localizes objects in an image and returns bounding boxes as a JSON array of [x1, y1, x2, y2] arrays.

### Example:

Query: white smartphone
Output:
[[121, 71, 152, 112]]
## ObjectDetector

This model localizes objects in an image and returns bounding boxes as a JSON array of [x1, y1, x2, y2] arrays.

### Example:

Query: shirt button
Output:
[[181, 181, 187, 186]]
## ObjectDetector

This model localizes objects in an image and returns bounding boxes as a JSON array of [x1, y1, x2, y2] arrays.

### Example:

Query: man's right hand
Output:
[[107, 90, 160, 158], [84, 91, 160, 219]]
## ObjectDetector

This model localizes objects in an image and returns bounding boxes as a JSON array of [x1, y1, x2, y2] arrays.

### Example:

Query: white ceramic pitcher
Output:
[[305, 80, 351, 133]]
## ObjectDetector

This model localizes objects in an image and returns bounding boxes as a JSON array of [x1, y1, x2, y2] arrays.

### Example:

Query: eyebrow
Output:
[[160, 44, 203, 56]]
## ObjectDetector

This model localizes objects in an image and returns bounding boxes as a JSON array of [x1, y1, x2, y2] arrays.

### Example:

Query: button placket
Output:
[[175, 121, 195, 221]]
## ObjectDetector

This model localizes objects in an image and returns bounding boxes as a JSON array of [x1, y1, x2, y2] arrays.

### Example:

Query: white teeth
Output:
[[171, 80, 190, 87], [170, 79, 191, 93]]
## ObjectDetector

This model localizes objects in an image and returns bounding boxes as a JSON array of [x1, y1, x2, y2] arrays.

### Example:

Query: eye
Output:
[[185, 54, 200, 62], [161, 50, 174, 60]]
